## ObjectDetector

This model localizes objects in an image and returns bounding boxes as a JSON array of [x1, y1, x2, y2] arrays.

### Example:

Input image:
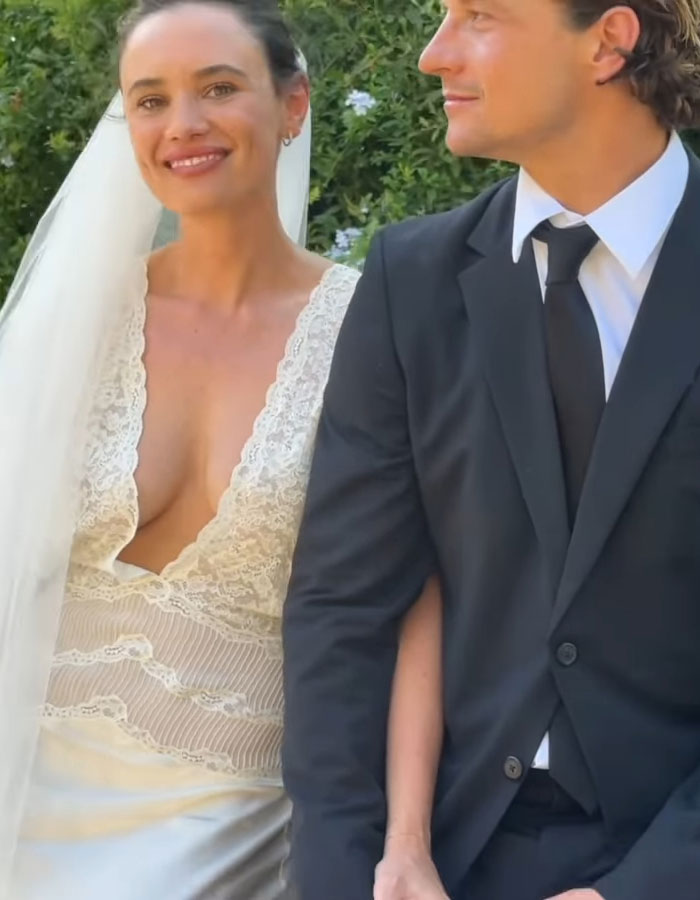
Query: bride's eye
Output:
[[204, 83, 237, 99], [137, 96, 165, 111]]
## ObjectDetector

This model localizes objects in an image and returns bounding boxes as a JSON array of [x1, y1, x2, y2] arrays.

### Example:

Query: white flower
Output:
[[1, 154, 15, 169], [335, 227, 363, 251], [329, 227, 363, 259], [345, 89, 377, 117]]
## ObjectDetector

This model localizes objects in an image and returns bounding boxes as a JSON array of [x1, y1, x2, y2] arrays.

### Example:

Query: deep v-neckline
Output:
[[118, 262, 340, 580]]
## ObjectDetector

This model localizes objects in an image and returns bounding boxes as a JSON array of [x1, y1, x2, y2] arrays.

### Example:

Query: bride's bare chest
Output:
[[134, 304, 295, 526], [73, 262, 356, 573]]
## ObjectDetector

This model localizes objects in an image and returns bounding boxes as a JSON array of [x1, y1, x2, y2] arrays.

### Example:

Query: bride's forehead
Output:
[[120, 7, 267, 82], [121, 4, 265, 66]]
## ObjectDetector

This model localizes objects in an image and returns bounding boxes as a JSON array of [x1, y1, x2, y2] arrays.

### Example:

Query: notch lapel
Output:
[[458, 181, 570, 589], [550, 152, 700, 631]]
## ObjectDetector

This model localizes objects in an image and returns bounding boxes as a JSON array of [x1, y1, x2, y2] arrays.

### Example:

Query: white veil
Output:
[[0, 89, 311, 894]]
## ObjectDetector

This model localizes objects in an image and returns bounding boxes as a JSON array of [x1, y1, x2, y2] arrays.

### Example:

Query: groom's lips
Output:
[[443, 92, 480, 109]]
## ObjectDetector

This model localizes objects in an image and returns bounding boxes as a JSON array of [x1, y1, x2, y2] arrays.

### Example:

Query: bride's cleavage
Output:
[[116, 492, 217, 576]]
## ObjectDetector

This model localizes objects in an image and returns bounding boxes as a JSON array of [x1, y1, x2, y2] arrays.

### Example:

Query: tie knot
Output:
[[533, 220, 599, 285]]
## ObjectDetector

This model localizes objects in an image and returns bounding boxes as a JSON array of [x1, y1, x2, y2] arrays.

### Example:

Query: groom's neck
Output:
[[516, 104, 670, 215]]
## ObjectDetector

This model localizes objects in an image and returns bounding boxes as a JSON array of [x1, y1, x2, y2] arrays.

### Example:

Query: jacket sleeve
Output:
[[595, 760, 700, 900], [281, 231, 435, 900]]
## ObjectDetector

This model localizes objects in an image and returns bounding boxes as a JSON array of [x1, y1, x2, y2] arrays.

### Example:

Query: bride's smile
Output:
[[163, 146, 232, 177]]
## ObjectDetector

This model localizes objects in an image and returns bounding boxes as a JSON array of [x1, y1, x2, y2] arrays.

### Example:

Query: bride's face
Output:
[[119, 2, 308, 216]]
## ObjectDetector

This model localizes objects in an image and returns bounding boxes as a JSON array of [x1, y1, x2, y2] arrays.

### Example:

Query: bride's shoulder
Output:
[[143, 245, 174, 295], [314, 262, 361, 316], [297, 250, 360, 306], [323, 261, 361, 288]]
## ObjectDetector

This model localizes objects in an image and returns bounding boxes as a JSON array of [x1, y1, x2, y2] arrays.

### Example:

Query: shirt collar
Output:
[[511, 132, 689, 279]]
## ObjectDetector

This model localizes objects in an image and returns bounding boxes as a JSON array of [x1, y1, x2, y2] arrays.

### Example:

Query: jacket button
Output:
[[556, 642, 578, 667], [504, 756, 523, 780]]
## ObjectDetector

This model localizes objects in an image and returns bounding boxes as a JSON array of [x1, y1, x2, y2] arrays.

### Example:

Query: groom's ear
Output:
[[282, 73, 311, 141], [589, 5, 641, 86]]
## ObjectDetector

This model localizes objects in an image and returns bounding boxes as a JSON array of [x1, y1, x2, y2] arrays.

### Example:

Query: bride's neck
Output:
[[164, 195, 297, 313]]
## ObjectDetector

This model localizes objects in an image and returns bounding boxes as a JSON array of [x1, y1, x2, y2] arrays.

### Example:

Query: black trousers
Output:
[[456, 771, 623, 900]]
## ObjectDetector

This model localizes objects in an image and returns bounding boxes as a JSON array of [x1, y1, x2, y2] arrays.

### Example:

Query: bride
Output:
[[0, 1, 360, 897]]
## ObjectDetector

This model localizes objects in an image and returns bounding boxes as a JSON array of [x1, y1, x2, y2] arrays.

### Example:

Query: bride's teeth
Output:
[[171, 154, 221, 169]]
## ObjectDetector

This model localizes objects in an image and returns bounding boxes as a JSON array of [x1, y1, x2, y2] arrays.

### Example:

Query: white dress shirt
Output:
[[511, 132, 689, 768]]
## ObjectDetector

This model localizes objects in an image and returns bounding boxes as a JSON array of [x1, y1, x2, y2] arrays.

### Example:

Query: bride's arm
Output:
[[387, 574, 444, 846], [374, 576, 449, 900]]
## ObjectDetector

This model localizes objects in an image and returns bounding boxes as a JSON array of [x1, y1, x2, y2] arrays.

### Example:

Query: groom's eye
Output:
[[462, 1, 494, 23]]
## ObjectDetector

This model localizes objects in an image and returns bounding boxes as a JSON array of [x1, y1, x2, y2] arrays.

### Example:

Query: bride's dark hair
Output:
[[119, 0, 302, 92]]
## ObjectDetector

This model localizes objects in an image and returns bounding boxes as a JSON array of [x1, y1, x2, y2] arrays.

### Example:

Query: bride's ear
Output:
[[282, 73, 310, 142]]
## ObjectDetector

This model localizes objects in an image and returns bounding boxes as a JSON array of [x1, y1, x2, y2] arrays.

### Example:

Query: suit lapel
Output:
[[458, 180, 570, 589], [550, 152, 700, 631]]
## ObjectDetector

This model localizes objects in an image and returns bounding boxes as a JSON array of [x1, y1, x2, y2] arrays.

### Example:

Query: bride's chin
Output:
[[158, 193, 234, 218]]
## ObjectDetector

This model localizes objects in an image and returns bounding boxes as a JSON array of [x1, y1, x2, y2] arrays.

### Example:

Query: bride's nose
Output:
[[164, 95, 208, 141]]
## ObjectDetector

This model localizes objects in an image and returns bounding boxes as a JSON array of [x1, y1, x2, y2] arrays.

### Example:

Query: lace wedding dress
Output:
[[9, 262, 360, 900]]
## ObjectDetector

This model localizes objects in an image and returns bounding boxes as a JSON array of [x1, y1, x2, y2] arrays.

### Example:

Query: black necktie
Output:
[[534, 221, 604, 523]]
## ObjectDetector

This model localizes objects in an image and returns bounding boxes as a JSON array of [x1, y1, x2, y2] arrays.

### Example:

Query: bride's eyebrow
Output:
[[127, 77, 165, 96], [127, 64, 249, 96], [194, 64, 249, 81]]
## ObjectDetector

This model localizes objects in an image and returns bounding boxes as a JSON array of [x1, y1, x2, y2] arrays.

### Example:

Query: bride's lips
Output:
[[162, 147, 231, 177]]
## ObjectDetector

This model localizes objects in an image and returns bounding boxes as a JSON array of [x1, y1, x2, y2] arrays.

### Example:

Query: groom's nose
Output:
[[164, 95, 208, 141], [419, 12, 460, 77]]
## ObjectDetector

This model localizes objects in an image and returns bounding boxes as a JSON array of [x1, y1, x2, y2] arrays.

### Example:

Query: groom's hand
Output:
[[545, 891, 604, 900]]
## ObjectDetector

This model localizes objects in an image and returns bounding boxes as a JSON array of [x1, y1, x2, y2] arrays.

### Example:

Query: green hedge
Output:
[[1, 0, 129, 296], [2, 0, 697, 300]]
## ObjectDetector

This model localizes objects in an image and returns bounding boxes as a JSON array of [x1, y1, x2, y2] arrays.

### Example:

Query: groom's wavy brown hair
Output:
[[562, 0, 700, 129]]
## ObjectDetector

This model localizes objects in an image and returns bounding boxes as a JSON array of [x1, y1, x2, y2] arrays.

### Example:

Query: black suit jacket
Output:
[[282, 153, 700, 900]]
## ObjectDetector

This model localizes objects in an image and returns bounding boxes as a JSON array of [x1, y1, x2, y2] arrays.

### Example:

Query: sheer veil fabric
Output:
[[0, 86, 311, 895]]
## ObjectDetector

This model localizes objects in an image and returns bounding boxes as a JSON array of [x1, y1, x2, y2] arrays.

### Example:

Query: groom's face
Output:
[[419, 0, 594, 163]]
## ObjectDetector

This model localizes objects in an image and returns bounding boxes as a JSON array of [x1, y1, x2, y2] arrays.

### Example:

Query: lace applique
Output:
[[54, 636, 259, 717], [45, 699, 274, 779], [45, 263, 361, 779]]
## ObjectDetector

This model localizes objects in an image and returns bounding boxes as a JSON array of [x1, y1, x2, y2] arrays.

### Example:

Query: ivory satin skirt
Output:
[[10, 716, 292, 900]]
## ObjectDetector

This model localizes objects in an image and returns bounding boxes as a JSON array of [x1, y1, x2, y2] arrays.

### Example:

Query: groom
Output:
[[283, 1, 700, 898]]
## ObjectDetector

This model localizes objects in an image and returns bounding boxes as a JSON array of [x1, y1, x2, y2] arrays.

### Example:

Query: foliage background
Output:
[[1, 0, 698, 299], [0, 0, 513, 300]]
